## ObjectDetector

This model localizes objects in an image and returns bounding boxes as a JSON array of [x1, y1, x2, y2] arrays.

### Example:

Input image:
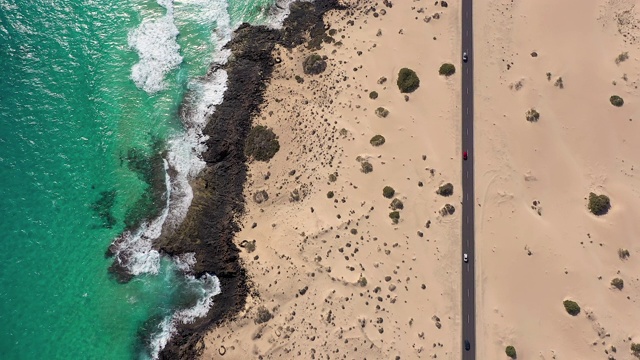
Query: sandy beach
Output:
[[200, 0, 462, 358], [475, 0, 640, 358]]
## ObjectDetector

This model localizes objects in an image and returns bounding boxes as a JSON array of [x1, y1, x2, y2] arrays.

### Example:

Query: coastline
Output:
[[152, 2, 346, 358], [200, 0, 462, 358]]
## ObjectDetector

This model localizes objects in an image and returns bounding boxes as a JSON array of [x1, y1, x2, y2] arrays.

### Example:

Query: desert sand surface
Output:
[[200, 0, 462, 359], [475, 0, 640, 359]]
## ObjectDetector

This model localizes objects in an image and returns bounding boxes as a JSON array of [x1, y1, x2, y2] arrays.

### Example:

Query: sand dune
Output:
[[475, 0, 640, 358], [201, 0, 462, 358]]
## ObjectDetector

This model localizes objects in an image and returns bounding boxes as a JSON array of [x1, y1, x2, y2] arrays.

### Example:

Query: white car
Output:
[[463, 52, 468, 62], [463, 253, 468, 262]]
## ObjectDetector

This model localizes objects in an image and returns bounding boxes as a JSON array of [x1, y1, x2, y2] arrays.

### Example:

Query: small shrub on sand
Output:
[[610, 95, 624, 107], [389, 211, 400, 224], [295, 75, 304, 83], [611, 277, 624, 290], [303, 54, 327, 75], [437, 183, 454, 196], [327, 191, 334, 199], [369, 91, 379, 99], [357, 276, 368, 287], [390, 198, 404, 210], [563, 299, 581, 316], [350, 228, 357, 235], [375, 107, 389, 118], [505, 345, 517, 359], [618, 248, 630, 259], [554, 77, 564, 89], [526, 108, 540, 122], [546, 72, 552, 81], [244, 240, 256, 253], [631, 343, 640, 356], [255, 306, 272, 324], [370, 135, 386, 146], [383, 186, 395, 199], [615, 51, 629, 64], [439, 63, 456, 76], [339, 128, 348, 137], [361, 161, 373, 174], [397, 68, 420, 93], [588, 192, 611, 215], [245, 125, 280, 161]]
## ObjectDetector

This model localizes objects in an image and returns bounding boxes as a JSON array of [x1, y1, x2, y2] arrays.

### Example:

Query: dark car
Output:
[[463, 151, 468, 160], [463, 52, 468, 62], [464, 339, 471, 351]]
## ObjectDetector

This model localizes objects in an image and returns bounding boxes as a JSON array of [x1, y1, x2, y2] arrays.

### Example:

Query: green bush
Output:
[[390, 198, 404, 210], [389, 211, 400, 224], [361, 161, 373, 173], [245, 125, 280, 161], [588, 192, 610, 215], [255, 306, 272, 324], [437, 183, 454, 196], [610, 95, 624, 107], [383, 186, 395, 199], [327, 191, 334, 199], [631, 343, 640, 355], [439, 63, 456, 76], [375, 107, 389, 118], [505, 345, 517, 358], [563, 300, 581, 316], [295, 75, 304, 83], [369, 91, 378, 99], [397, 68, 420, 93], [328, 173, 337, 182], [615, 52, 629, 64], [357, 276, 368, 287], [611, 277, 624, 290], [526, 108, 540, 122], [370, 135, 386, 146]]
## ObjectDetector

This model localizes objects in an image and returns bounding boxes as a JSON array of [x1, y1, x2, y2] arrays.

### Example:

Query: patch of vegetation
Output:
[[389, 211, 400, 224], [611, 277, 624, 290], [631, 343, 640, 356], [369, 91, 379, 99], [339, 128, 348, 137], [350, 228, 357, 235], [610, 95, 624, 107], [546, 72, 552, 81], [295, 75, 304, 83], [390, 198, 404, 210], [618, 248, 630, 260], [588, 192, 611, 215], [439, 204, 455, 216], [526, 108, 540, 122], [327, 191, 334, 199], [245, 125, 280, 161], [505, 345, 517, 359], [303, 54, 327, 75], [242, 240, 256, 253], [253, 190, 269, 204], [361, 161, 373, 174], [436, 183, 454, 196], [397, 68, 420, 93], [563, 299, 581, 316], [357, 276, 368, 287], [375, 107, 389, 118], [255, 306, 272, 324], [370, 135, 386, 146], [383, 186, 395, 199], [439, 63, 456, 76], [554, 77, 564, 89], [329, 173, 337, 182], [615, 51, 629, 64]]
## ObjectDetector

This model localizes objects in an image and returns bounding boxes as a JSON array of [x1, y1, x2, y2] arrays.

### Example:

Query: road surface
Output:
[[461, 0, 476, 359]]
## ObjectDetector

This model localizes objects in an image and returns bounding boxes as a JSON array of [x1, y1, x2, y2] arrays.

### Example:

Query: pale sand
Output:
[[200, 1, 462, 358], [475, 0, 640, 359]]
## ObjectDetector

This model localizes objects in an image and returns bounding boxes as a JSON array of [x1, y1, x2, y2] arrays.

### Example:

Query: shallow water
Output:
[[0, 0, 286, 358]]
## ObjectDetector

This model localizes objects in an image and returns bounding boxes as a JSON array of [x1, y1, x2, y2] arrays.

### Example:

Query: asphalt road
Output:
[[461, 0, 476, 359]]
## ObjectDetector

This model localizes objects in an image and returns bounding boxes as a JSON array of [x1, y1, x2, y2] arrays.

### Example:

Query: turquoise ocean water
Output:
[[0, 0, 288, 358]]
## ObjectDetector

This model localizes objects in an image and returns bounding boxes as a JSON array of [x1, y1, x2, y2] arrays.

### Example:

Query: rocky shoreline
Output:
[[147, 1, 346, 359]]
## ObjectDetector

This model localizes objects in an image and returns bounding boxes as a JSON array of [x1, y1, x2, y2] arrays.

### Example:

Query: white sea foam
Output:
[[148, 274, 221, 359], [173, 252, 196, 272], [129, 0, 182, 93], [263, 0, 313, 29]]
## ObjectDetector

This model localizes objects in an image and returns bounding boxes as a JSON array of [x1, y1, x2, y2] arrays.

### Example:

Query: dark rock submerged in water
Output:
[[153, 1, 346, 359]]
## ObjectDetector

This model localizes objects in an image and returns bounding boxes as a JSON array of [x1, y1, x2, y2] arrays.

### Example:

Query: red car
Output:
[[463, 151, 468, 160]]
